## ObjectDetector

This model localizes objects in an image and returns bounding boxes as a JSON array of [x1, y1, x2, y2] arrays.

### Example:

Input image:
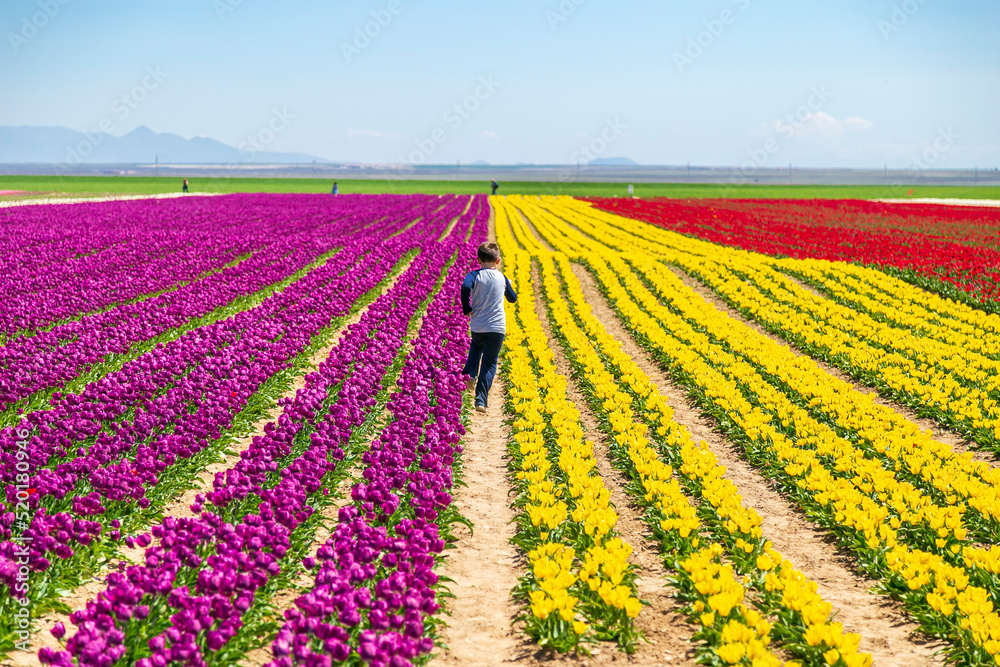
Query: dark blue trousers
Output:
[[462, 331, 505, 408]]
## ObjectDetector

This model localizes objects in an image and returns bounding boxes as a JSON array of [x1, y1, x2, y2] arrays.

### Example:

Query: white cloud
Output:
[[481, 130, 500, 140], [843, 116, 875, 131], [766, 111, 874, 141]]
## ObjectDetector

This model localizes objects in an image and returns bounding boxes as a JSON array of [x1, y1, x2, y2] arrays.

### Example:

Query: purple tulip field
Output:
[[0, 193, 488, 667], [8, 189, 1000, 667]]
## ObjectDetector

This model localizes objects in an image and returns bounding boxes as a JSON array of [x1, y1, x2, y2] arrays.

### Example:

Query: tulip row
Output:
[[516, 229, 787, 665], [535, 198, 1000, 545], [0, 241, 321, 425], [531, 200, 1000, 665], [3, 245, 252, 349], [549, 202, 1000, 546], [784, 257, 1000, 386], [630, 254, 1000, 536], [3, 197, 466, 499], [586, 196, 1000, 307], [548, 259, 871, 667], [199, 201, 488, 665], [3, 237, 399, 530], [0, 196, 479, 657], [0, 238, 391, 639], [670, 252, 1000, 455], [535, 198, 1000, 660], [501, 196, 872, 667], [51, 251, 443, 666], [230, 204, 488, 664], [0, 195, 460, 424], [0, 198, 454, 456], [265, 235, 482, 667], [0, 195, 427, 341], [40, 207, 482, 666], [490, 199, 644, 654], [192, 242, 465, 666], [559, 200, 994, 546], [1, 205, 249, 342], [594, 252, 1000, 662], [656, 257, 1000, 531], [783, 261, 1000, 354], [786, 260, 1000, 345]]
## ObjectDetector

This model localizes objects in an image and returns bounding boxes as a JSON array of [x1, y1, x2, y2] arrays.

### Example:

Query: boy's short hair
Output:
[[477, 242, 501, 264]]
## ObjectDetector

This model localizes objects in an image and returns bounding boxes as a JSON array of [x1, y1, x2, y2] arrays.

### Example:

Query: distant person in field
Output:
[[491, 179, 499, 195], [461, 242, 517, 413], [182, 179, 189, 193], [331, 181, 338, 195]]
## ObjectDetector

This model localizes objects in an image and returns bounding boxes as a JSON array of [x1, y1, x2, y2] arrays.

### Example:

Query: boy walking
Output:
[[461, 242, 517, 413]]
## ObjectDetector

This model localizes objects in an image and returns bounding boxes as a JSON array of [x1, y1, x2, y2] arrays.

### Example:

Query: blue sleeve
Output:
[[461, 271, 477, 315], [504, 276, 517, 303]]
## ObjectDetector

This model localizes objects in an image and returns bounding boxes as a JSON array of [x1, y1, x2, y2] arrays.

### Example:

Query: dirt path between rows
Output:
[[435, 376, 524, 666], [436, 201, 523, 666], [569, 262, 944, 667], [528, 263, 698, 667], [439, 195, 474, 242], [512, 205, 555, 253]]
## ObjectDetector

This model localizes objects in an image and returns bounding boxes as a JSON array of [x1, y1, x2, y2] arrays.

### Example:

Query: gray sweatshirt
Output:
[[461, 268, 517, 334]]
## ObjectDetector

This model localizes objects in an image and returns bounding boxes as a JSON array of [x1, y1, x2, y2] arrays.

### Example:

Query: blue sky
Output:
[[2, 0, 998, 167]]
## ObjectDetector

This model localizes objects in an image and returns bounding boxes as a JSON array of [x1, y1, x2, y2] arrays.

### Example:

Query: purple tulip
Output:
[[28, 194, 489, 666]]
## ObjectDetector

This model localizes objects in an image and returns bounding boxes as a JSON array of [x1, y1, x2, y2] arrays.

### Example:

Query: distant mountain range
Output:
[[0, 125, 331, 164], [0, 126, 646, 167]]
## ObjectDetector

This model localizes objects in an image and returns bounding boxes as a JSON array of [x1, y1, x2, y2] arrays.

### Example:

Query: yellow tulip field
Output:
[[490, 195, 1000, 667]]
